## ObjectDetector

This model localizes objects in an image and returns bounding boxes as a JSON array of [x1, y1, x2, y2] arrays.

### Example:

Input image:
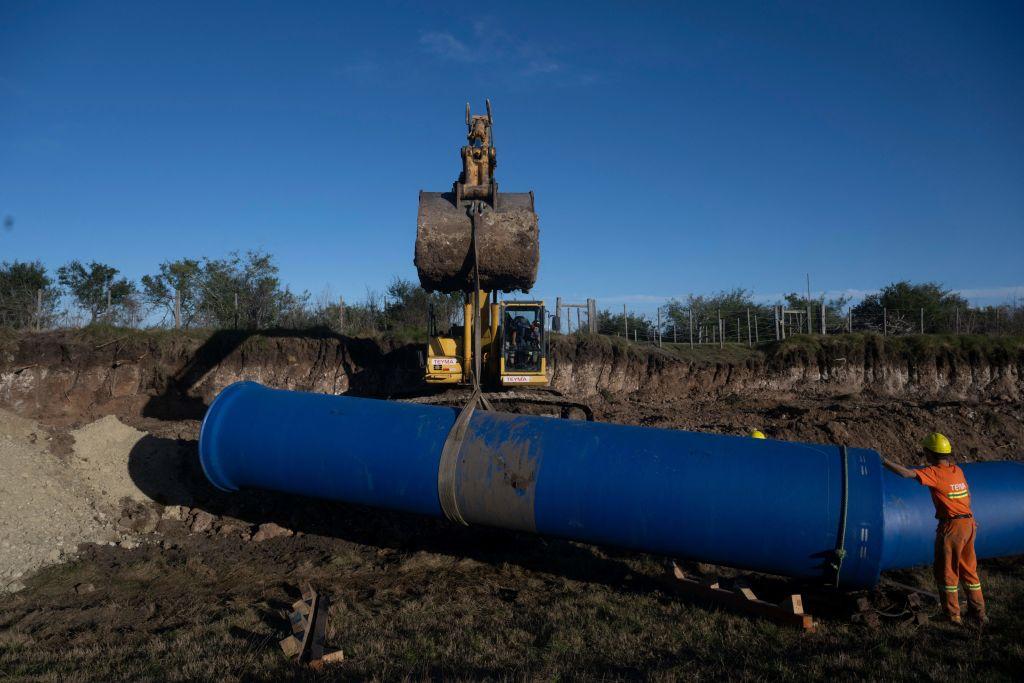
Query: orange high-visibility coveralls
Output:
[[915, 463, 985, 620]]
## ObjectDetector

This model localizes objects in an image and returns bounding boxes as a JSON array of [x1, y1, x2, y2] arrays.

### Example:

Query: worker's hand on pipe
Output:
[[882, 457, 917, 479]]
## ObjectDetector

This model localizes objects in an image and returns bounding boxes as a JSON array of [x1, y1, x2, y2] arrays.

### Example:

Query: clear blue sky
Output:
[[2, 1, 1022, 314]]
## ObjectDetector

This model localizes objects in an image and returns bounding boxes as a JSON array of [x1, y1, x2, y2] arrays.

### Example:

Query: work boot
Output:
[[967, 611, 989, 628], [946, 613, 963, 626]]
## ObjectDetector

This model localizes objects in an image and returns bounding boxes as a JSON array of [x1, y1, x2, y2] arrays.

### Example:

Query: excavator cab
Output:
[[425, 295, 548, 388], [500, 301, 547, 384]]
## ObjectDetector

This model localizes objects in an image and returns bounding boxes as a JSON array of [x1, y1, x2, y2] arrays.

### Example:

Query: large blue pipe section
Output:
[[199, 382, 1024, 588]]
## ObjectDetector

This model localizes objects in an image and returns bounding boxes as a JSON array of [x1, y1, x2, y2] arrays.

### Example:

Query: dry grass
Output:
[[1, 508, 1022, 682]]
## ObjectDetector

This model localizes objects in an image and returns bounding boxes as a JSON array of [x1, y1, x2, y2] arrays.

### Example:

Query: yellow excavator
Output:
[[412, 101, 591, 419], [424, 290, 549, 388]]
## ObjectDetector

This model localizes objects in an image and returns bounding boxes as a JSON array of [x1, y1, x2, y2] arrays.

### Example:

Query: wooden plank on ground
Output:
[[666, 562, 815, 631]]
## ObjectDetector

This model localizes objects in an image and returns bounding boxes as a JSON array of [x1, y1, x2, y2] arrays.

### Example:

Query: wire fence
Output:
[[587, 303, 1024, 347], [7, 284, 1024, 344]]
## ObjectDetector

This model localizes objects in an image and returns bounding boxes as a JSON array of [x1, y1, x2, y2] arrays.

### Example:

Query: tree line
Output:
[[598, 282, 1023, 338], [2, 255, 1020, 338], [0, 251, 461, 336]]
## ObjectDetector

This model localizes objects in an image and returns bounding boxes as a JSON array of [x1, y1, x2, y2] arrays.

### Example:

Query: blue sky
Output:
[[2, 1, 1022, 315]]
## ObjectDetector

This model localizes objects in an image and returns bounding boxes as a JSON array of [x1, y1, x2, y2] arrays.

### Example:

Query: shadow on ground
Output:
[[126, 434, 859, 618]]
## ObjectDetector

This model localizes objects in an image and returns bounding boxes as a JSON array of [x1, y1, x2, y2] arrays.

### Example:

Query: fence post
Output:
[[633, 329, 637, 342], [656, 307, 662, 347], [174, 289, 182, 330], [754, 314, 759, 344], [920, 307, 924, 334], [588, 299, 597, 334], [35, 289, 43, 332], [848, 309, 852, 333], [622, 303, 627, 339], [719, 315, 724, 349], [234, 292, 239, 329], [821, 300, 826, 335], [774, 305, 780, 340], [746, 308, 751, 347], [339, 296, 345, 333], [673, 322, 677, 343], [883, 307, 887, 336], [689, 309, 693, 348], [955, 307, 960, 334], [736, 317, 740, 343]]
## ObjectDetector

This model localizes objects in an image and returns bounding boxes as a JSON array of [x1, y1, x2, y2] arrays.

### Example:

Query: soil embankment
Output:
[[0, 328, 1020, 464], [1, 329, 1020, 421]]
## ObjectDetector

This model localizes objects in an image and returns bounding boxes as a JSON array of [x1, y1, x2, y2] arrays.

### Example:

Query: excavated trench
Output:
[[1, 330, 1021, 460], [0, 329, 1021, 678]]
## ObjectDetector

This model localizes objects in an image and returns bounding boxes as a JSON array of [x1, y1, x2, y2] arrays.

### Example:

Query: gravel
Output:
[[0, 410, 115, 593]]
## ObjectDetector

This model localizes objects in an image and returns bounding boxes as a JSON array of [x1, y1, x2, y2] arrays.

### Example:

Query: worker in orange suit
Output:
[[883, 433, 987, 626]]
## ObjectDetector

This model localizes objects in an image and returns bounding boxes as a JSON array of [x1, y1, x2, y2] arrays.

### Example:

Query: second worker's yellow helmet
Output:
[[751, 430, 767, 440], [922, 432, 952, 455]]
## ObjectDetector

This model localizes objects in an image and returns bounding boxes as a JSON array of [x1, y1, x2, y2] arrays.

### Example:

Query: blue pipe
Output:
[[199, 382, 1024, 588]]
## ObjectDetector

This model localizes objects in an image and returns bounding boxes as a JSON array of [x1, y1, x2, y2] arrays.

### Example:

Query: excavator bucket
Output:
[[415, 191, 539, 293], [415, 100, 540, 294]]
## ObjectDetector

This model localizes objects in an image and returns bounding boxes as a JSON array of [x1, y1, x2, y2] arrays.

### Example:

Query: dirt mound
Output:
[[0, 410, 117, 593], [71, 415, 193, 507]]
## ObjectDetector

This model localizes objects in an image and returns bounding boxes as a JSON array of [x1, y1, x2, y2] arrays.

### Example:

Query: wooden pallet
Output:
[[665, 562, 816, 632], [279, 584, 344, 667]]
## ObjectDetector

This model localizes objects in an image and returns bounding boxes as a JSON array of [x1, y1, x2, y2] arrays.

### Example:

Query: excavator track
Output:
[[401, 388, 594, 421]]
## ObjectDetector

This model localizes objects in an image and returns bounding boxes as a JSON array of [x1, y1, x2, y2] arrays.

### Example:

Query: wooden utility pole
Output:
[[746, 308, 752, 347], [623, 303, 628, 339], [883, 308, 887, 336], [657, 307, 662, 347], [36, 289, 43, 331], [821, 300, 826, 335], [556, 297, 563, 333], [806, 274, 812, 334], [736, 317, 740, 343], [234, 292, 239, 329], [719, 314, 724, 349], [174, 289, 182, 330], [339, 296, 345, 333], [588, 299, 597, 334], [688, 308, 693, 348], [920, 308, 924, 334], [955, 307, 960, 334], [754, 314, 759, 343]]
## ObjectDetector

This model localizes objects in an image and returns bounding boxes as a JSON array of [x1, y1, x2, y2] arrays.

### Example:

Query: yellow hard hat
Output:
[[922, 432, 952, 455], [751, 430, 767, 440]]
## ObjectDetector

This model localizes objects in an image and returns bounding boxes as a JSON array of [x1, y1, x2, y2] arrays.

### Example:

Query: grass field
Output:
[[1, 497, 1022, 682]]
